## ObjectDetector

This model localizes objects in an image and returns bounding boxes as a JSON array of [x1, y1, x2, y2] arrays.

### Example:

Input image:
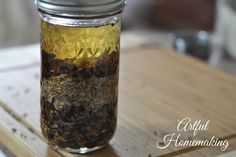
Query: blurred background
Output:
[[0, 0, 236, 75]]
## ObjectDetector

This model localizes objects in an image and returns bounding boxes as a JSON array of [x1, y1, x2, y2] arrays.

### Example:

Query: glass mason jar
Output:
[[35, 0, 126, 154]]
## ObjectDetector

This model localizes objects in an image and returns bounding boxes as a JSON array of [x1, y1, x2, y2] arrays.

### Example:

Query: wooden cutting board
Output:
[[0, 45, 236, 157]]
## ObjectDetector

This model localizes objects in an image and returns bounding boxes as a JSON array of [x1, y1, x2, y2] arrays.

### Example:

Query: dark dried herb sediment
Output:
[[41, 49, 119, 149]]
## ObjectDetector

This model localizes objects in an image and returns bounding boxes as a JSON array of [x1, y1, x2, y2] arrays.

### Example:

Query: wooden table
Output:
[[0, 45, 236, 157]]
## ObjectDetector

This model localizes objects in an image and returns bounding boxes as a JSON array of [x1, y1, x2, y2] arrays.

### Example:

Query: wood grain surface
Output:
[[0, 45, 236, 157]]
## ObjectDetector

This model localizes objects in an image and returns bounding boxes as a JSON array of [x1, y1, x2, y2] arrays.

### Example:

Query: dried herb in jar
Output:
[[40, 21, 120, 149]]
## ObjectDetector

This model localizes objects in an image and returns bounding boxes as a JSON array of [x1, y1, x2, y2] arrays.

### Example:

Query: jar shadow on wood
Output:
[[46, 144, 119, 156]]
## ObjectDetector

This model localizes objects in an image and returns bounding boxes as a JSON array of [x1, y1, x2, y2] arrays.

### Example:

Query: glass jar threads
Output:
[[35, 0, 126, 154]]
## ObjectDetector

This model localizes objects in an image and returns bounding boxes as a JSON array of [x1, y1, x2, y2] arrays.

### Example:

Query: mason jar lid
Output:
[[35, 0, 126, 17]]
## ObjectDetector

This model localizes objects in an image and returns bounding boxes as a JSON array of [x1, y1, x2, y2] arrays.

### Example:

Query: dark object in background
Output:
[[149, 0, 216, 31], [172, 31, 212, 61], [227, 0, 236, 11]]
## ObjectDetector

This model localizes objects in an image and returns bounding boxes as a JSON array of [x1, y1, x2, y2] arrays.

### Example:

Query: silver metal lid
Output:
[[35, 0, 126, 17]]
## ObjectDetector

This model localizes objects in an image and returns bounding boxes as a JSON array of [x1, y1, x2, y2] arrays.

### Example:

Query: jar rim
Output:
[[39, 11, 122, 27]]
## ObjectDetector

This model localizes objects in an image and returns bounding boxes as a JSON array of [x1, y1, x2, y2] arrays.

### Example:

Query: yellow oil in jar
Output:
[[41, 21, 121, 65]]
